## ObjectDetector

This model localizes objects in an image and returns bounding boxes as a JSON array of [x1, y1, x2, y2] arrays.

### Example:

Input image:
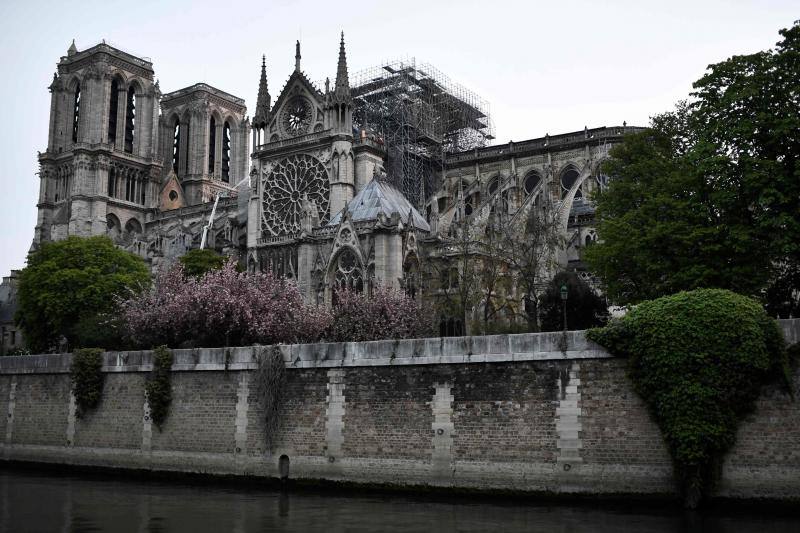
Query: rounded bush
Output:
[[588, 289, 789, 507]]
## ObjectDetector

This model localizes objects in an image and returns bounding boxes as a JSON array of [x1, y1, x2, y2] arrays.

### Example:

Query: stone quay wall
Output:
[[0, 319, 798, 500]]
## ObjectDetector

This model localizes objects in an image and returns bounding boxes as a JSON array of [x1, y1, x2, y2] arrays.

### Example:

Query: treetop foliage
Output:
[[586, 21, 800, 313], [16, 236, 150, 352], [179, 248, 227, 278]]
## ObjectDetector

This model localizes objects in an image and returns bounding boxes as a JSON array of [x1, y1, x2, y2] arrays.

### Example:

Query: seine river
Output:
[[1, 468, 798, 533]]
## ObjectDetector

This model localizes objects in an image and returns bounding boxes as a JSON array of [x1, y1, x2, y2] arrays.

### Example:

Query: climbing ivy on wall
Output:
[[146, 346, 174, 430], [255, 346, 286, 448], [587, 289, 791, 508], [70, 348, 105, 417]]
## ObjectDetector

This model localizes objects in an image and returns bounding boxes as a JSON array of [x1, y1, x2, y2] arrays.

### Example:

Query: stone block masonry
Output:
[[0, 321, 798, 500]]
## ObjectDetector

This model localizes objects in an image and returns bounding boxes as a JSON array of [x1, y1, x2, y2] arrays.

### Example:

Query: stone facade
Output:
[[0, 271, 24, 354], [1, 321, 798, 499], [20, 37, 637, 318]]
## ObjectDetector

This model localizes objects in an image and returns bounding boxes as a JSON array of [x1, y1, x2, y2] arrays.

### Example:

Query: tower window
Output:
[[222, 121, 231, 183], [108, 79, 119, 144], [208, 117, 216, 175], [72, 83, 81, 143], [124, 86, 136, 153], [172, 118, 180, 175], [108, 167, 116, 198]]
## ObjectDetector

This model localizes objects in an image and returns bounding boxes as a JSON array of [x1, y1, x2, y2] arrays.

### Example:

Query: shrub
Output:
[[70, 348, 105, 417], [146, 346, 173, 429], [587, 289, 789, 508], [327, 286, 435, 342]]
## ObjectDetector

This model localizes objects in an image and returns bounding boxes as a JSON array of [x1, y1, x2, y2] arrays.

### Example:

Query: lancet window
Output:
[[222, 121, 231, 183], [208, 117, 216, 175], [108, 79, 119, 144], [72, 83, 81, 143], [124, 87, 135, 153]]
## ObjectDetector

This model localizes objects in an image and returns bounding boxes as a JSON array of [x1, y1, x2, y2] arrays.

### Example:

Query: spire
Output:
[[67, 39, 77, 56], [254, 55, 271, 128], [332, 32, 351, 104], [295, 40, 301, 72]]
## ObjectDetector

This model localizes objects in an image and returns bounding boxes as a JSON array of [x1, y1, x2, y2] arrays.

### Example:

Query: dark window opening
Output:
[[222, 121, 231, 183], [108, 167, 116, 198], [488, 176, 500, 195], [124, 87, 135, 153], [72, 84, 81, 143], [208, 117, 216, 175], [108, 80, 119, 144], [524, 172, 541, 195], [172, 119, 180, 175], [561, 168, 580, 199]]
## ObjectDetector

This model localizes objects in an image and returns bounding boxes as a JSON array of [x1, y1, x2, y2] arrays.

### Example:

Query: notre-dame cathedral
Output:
[[16, 34, 640, 339]]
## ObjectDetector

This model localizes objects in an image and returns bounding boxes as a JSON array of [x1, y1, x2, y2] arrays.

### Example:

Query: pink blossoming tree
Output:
[[120, 260, 433, 348], [327, 286, 435, 343]]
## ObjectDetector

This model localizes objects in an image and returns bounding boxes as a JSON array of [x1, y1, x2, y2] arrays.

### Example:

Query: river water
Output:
[[0, 468, 798, 533]]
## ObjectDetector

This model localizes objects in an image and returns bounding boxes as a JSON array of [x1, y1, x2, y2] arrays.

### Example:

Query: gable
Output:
[[267, 71, 326, 141]]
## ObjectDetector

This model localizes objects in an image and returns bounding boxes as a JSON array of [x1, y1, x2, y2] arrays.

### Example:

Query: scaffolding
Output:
[[351, 59, 494, 209]]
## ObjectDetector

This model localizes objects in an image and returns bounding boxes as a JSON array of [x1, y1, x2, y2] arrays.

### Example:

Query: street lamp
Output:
[[560, 283, 568, 333]]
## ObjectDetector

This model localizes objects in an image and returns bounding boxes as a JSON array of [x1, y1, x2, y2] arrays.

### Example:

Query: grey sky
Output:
[[1, 0, 796, 276]]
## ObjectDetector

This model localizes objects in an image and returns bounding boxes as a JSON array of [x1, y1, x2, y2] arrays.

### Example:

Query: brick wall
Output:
[[1, 324, 798, 500], [10, 374, 69, 446], [74, 373, 145, 449]]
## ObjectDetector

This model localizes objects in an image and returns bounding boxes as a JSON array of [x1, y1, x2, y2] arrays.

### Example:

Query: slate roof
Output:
[[328, 179, 430, 232]]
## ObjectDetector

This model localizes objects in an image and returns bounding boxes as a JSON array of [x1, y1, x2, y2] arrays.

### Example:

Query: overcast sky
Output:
[[0, 0, 796, 276]]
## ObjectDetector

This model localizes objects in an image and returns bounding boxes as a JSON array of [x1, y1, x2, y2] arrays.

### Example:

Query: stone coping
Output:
[[2, 319, 796, 376], [0, 330, 608, 375]]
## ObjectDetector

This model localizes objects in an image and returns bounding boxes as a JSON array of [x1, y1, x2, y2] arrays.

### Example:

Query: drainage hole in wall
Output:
[[278, 454, 290, 479]]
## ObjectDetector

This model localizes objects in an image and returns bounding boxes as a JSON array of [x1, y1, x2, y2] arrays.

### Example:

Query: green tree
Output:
[[539, 271, 608, 332], [179, 248, 226, 278], [16, 236, 150, 352], [586, 21, 800, 309]]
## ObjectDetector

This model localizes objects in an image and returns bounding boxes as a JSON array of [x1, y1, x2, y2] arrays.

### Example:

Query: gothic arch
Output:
[[487, 174, 502, 196], [124, 217, 142, 235], [558, 163, 582, 199], [327, 245, 365, 302], [523, 170, 542, 196], [106, 213, 121, 240]]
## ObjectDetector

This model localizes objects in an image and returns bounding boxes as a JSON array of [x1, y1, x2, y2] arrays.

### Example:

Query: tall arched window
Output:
[[222, 121, 231, 183], [108, 79, 119, 144], [560, 167, 581, 199], [107, 167, 116, 198], [208, 117, 216, 175], [487, 175, 500, 196], [124, 86, 136, 153], [334, 248, 363, 293], [72, 83, 81, 143], [171, 118, 181, 175]]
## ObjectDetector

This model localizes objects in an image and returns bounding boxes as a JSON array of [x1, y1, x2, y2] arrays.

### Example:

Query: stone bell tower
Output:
[[35, 40, 162, 246]]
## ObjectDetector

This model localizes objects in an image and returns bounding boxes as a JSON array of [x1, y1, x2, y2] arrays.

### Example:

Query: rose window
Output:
[[261, 154, 329, 236]]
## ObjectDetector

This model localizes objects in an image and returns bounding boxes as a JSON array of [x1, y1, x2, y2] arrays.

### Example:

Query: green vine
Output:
[[255, 346, 286, 448], [70, 348, 105, 417], [146, 345, 174, 430], [587, 289, 790, 508]]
